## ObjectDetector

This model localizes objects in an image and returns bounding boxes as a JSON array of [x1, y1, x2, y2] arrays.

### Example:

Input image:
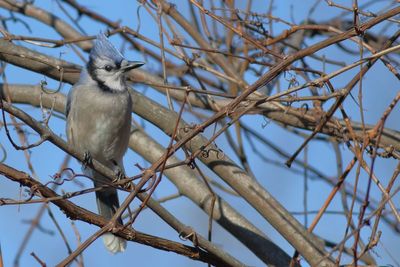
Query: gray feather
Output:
[[65, 33, 142, 254], [90, 33, 124, 63]]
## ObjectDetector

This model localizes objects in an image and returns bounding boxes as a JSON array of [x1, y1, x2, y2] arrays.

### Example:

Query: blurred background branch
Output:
[[0, 0, 399, 266]]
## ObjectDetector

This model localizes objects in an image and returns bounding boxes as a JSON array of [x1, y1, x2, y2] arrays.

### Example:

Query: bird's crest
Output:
[[89, 33, 124, 63]]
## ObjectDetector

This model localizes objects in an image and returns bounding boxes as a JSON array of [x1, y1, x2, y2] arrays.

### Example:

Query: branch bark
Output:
[[0, 163, 228, 266], [1, 83, 291, 266], [1, 2, 399, 265], [0, 39, 334, 265]]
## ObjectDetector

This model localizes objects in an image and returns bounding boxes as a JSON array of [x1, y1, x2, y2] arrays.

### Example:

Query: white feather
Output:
[[102, 233, 127, 254]]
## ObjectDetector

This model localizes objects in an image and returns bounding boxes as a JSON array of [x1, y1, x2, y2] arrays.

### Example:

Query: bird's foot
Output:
[[82, 151, 93, 169], [114, 169, 125, 183], [111, 160, 132, 189], [111, 161, 125, 184]]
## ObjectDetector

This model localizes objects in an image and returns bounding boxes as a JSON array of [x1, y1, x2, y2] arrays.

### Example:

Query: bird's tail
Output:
[[90, 169, 127, 253]]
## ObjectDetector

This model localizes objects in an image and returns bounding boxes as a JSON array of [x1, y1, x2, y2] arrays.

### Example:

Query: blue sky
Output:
[[1, 1, 399, 266]]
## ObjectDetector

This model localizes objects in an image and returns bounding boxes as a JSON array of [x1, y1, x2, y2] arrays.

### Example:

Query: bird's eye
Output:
[[104, 65, 113, 72]]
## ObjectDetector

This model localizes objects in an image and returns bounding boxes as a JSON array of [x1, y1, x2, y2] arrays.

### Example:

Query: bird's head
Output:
[[87, 33, 144, 92]]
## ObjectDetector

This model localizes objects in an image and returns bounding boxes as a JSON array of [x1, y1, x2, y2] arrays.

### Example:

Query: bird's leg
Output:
[[82, 151, 93, 169]]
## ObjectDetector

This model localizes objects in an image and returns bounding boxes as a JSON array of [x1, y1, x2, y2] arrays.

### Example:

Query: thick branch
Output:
[[0, 99, 246, 267], [1, 38, 398, 154], [1, 84, 291, 266], [0, 0, 92, 50], [0, 163, 226, 266], [0, 5, 399, 265]]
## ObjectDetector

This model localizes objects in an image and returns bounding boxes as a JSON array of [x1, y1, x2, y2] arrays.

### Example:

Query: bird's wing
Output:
[[65, 86, 75, 118]]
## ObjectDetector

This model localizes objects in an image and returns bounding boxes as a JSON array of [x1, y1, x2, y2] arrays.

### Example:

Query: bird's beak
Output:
[[121, 61, 145, 72]]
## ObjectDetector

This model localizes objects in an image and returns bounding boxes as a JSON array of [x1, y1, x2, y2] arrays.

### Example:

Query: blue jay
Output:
[[66, 33, 144, 253]]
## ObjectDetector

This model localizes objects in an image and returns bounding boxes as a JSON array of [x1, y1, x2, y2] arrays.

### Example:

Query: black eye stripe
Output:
[[104, 61, 122, 71]]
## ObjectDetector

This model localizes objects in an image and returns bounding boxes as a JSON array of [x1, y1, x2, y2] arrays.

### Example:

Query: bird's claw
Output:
[[112, 166, 125, 184], [83, 151, 93, 169]]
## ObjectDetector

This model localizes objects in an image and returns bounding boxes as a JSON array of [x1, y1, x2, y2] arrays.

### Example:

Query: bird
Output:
[[66, 33, 144, 253]]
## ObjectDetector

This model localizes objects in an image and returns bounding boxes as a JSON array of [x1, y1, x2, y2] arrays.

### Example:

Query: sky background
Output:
[[1, 0, 399, 266]]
